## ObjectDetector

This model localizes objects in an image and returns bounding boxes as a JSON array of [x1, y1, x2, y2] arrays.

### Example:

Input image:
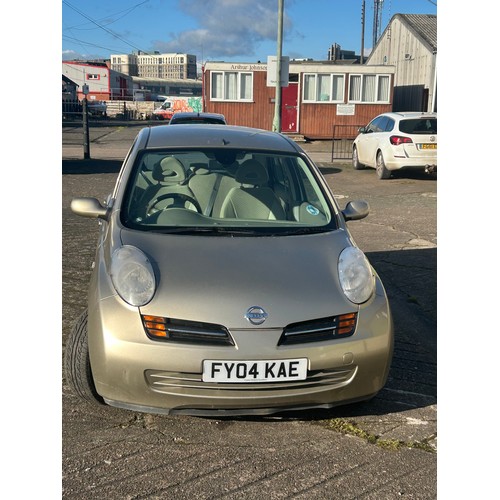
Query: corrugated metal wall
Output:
[[368, 17, 436, 112]]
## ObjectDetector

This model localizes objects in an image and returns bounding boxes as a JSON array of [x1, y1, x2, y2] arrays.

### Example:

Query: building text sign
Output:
[[337, 104, 355, 115], [229, 63, 267, 72], [267, 56, 289, 87]]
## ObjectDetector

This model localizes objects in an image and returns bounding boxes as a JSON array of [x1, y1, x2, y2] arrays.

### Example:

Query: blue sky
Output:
[[62, 0, 437, 63]]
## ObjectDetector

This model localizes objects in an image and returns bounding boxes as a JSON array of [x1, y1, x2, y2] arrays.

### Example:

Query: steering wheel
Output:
[[146, 192, 202, 215]]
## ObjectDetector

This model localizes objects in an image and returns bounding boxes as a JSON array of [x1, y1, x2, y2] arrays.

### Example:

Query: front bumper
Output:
[[87, 281, 394, 416]]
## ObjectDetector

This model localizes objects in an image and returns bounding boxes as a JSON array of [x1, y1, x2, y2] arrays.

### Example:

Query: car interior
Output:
[[121, 149, 333, 230]]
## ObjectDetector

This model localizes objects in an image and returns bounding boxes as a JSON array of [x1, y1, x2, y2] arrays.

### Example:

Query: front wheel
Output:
[[64, 310, 104, 405], [352, 146, 365, 170], [376, 151, 391, 179]]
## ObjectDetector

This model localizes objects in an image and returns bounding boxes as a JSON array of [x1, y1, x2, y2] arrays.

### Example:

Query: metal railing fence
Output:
[[331, 124, 363, 161]]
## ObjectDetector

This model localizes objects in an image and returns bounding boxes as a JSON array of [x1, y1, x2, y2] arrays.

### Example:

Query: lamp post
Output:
[[82, 84, 90, 159], [272, 0, 284, 132], [361, 0, 365, 65]]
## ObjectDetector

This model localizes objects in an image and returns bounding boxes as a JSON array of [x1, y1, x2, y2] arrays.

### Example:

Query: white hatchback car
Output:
[[352, 112, 437, 179]]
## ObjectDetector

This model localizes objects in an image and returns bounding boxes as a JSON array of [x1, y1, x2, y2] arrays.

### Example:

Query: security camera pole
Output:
[[272, 0, 284, 133]]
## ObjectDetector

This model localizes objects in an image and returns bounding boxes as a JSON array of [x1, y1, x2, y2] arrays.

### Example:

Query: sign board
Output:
[[82, 84, 89, 95], [267, 56, 289, 87], [337, 104, 355, 116]]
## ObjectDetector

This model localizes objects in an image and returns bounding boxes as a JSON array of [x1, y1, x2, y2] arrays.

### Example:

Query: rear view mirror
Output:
[[71, 197, 108, 220], [342, 200, 369, 221]]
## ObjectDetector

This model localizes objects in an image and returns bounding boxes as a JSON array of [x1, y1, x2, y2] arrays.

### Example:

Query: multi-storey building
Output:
[[110, 51, 197, 80]]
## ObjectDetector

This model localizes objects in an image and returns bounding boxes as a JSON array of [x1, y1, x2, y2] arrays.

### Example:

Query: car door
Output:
[[357, 116, 384, 166]]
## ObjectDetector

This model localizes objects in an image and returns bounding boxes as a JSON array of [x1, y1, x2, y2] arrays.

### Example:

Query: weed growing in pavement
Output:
[[319, 418, 436, 453]]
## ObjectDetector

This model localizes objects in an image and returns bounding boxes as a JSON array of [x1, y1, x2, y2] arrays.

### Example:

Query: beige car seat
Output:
[[220, 160, 285, 220], [189, 161, 240, 217]]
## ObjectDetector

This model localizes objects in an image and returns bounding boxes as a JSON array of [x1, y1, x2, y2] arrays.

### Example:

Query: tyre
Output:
[[352, 146, 365, 170], [376, 151, 391, 179], [64, 310, 104, 405]]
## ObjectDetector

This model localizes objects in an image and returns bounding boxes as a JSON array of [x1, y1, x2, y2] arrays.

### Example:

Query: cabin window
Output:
[[348, 74, 390, 103], [211, 71, 253, 102], [302, 74, 345, 103]]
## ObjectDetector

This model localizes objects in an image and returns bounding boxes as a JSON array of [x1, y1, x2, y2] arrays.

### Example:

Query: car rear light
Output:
[[390, 135, 413, 146]]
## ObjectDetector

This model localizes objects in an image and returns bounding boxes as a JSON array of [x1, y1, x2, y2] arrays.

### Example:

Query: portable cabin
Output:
[[203, 60, 395, 140]]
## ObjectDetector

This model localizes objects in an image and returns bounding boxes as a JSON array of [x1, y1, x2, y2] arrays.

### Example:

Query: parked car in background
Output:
[[66, 124, 393, 416], [352, 112, 437, 179], [86, 100, 107, 117], [169, 112, 227, 125]]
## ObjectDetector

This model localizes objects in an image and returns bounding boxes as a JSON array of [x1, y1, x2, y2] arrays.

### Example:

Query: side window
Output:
[[385, 118, 395, 132], [367, 116, 383, 133], [377, 116, 389, 132], [366, 118, 377, 133]]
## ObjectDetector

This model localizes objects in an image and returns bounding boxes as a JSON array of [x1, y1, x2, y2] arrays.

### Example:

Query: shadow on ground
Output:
[[62, 159, 122, 175], [318, 166, 343, 175]]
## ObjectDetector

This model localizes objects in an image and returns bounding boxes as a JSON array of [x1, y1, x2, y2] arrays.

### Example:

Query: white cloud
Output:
[[152, 0, 292, 58]]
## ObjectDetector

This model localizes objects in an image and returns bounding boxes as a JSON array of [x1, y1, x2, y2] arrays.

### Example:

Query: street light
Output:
[[272, 0, 284, 132]]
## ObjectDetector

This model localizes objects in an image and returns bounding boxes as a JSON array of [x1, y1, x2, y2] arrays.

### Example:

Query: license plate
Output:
[[202, 358, 308, 383], [420, 143, 437, 149]]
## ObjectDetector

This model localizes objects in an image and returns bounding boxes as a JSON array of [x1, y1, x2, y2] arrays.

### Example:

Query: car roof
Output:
[[170, 112, 226, 120], [142, 124, 302, 153], [380, 111, 437, 120]]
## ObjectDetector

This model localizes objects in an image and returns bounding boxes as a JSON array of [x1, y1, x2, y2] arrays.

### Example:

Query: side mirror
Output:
[[71, 197, 109, 220], [358, 126, 367, 133], [342, 200, 369, 221]]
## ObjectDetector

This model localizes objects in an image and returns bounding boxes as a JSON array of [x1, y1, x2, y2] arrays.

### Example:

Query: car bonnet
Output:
[[119, 228, 357, 329]]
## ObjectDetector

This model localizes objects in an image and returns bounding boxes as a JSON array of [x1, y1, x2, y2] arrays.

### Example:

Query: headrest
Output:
[[235, 159, 269, 186], [190, 162, 210, 175], [153, 157, 186, 184]]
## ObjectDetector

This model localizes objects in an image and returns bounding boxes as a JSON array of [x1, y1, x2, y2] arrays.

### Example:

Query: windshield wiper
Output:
[[150, 226, 261, 235], [271, 227, 333, 236], [145, 226, 332, 236], [153, 227, 223, 234]]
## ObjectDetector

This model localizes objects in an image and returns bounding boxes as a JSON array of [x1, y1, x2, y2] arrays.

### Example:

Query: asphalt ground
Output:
[[59, 123, 439, 499]]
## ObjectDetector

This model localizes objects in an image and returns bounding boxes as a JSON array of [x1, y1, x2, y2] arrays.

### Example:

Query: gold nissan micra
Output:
[[65, 124, 393, 416]]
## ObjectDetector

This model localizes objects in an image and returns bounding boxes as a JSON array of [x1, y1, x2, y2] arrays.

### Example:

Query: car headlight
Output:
[[110, 245, 156, 306], [338, 247, 375, 304]]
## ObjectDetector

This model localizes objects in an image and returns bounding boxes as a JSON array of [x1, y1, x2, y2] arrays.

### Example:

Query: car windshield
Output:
[[121, 148, 336, 235], [171, 118, 225, 125], [399, 118, 437, 134]]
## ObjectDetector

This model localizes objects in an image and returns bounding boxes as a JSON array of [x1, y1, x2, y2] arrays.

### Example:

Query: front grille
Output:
[[145, 366, 356, 394], [278, 313, 357, 345], [142, 315, 234, 346]]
